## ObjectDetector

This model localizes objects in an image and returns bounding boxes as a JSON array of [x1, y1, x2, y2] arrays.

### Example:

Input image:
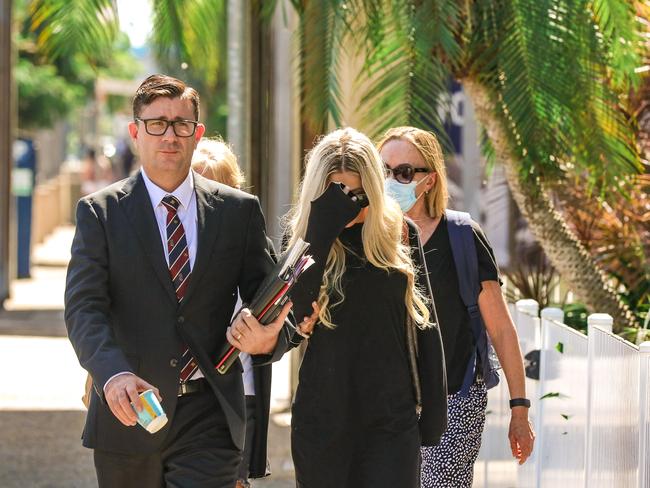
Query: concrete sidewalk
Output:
[[0, 226, 295, 487]]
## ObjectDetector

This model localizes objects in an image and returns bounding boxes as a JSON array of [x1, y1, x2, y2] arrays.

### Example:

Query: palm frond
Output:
[[358, 0, 461, 145], [28, 0, 118, 64], [150, 0, 226, 90], [150, 0, 190, 68], [480, 126, 497, 176], [184, 0, 226, 88], [468, 0, 641, 190], [590, 0, 643, 88], [297, 0, 353, 136]]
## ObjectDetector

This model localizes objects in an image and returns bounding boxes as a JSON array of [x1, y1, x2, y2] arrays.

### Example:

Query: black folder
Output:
[[215, 238, 313, 374]]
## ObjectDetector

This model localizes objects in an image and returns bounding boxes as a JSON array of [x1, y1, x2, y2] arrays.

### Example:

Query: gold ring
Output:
[[237, 333, 242, 340]]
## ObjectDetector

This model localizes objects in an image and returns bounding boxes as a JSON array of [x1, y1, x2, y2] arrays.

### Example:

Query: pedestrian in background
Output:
[[379, 126, 535, 488], [192, 137, 245, 189], [285, 127, 447, 487], [81, 147, 114, 195], [191, 137, 272, 488]]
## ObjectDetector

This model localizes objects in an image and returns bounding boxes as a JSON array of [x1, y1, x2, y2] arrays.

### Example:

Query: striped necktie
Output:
[[161, 195, 199, 382]]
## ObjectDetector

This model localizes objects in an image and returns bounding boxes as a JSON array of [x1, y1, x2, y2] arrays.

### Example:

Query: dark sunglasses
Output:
[[384, 164, 431, 184], [348, 187, 369, 208], [333, 182, 370, 208]]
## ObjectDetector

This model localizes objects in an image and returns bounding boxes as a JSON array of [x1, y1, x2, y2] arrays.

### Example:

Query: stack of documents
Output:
[[215, 238, 314, 374]]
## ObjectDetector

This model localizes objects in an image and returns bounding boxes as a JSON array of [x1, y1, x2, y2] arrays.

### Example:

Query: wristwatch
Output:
[[509, 398, 531, 408]]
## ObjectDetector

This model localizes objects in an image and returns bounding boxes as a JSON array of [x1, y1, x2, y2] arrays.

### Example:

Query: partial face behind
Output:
[[380, 138, 437, 214], [128, 97, 205, 184]]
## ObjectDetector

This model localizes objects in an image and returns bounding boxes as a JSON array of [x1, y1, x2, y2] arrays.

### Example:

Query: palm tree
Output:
[[289, 0, 645, 331], [18, 0, 645, 330]]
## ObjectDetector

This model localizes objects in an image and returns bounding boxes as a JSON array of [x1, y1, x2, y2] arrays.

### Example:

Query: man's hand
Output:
[[508, 408, 535, 464], [104, 373, 162, 427], [227, 301, 292, 355]]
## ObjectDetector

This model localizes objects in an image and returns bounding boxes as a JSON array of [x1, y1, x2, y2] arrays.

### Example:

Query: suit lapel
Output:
[[119, 173, 177, 303], [180, 173, 225, 307]]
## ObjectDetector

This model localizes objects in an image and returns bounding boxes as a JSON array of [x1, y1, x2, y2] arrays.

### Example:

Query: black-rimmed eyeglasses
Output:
[[384, 164, 431, 184], [135, 118, 199, 137]]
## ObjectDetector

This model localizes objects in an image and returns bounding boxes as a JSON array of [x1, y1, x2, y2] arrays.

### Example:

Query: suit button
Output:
[[170, 358, 179, 368], [177, 316, 185, 324]]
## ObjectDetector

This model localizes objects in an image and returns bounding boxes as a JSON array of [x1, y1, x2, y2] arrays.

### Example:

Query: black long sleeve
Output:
[[288, 183, 363, 335]]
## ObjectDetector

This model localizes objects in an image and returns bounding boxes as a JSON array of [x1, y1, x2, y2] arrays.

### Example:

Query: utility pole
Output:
[[227, 0, 252, 184], [0, 0, 13, 306]]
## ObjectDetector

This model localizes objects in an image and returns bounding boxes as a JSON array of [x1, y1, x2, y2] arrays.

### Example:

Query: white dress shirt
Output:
[[104, 169, 203, 392], [232, 293, 255, 396]]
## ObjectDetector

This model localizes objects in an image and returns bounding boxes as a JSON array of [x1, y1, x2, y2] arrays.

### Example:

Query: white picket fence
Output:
[[474, 299, 650, 488]]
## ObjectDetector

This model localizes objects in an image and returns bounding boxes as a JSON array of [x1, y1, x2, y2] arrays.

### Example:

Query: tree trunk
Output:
[[463, 78, 638, 332], [0, 0, 12, 305]]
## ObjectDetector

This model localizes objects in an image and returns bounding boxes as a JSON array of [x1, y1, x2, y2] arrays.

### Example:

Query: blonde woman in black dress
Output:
[[285, 127, 447, 488]]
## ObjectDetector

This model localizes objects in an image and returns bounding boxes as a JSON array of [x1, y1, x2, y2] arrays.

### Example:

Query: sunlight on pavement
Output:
[[0, 336, 87, 411], [3, 226, 74, 311], [3, 267, 67, 311], [31, 226, 74, 267]]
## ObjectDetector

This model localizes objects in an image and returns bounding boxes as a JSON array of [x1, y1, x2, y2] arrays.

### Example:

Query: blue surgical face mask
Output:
[[384, 176, 429, 212]]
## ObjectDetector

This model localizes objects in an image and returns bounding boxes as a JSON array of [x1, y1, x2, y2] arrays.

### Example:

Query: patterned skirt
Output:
[[420, 381, 488, 488]]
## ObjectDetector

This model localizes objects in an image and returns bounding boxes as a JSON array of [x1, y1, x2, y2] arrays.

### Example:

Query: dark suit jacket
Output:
[[64, 171, 288, 454]]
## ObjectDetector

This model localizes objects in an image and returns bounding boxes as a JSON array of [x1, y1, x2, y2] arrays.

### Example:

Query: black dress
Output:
[[291, 223, 421, 487]]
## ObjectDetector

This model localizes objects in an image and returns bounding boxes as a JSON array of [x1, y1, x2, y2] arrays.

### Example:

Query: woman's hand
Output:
[[296, 301, 320, 338], [305, 182, 365, 245], [508, 409, 535, 464]]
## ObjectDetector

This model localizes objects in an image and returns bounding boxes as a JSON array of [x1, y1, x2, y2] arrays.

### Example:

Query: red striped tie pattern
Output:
[[161, 195, 199, 382]]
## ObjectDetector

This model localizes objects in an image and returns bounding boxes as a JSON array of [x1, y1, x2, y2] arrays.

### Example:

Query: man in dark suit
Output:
[[65, 74, 292, 487]]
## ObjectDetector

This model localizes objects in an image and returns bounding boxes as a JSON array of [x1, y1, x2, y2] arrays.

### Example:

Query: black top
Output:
[[293, 223, 416, 430], [288, 183, 447, 446], [423, 216, 500, 394]]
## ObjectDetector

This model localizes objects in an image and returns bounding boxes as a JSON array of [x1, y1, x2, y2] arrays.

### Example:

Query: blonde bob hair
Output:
[[286, 127, 430, 330], [192, 137, 245, 189], [377, 126, 449, 218]]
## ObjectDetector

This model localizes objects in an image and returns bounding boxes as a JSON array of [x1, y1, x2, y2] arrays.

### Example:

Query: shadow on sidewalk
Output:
[[0, 410, 95, 488], [0, 408, 294, 488], [0, 225, 297, 487], [0, 309, 66, 337]]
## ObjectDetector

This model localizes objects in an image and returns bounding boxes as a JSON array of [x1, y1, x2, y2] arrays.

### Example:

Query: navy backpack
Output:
[[445, 210, 501, 396]]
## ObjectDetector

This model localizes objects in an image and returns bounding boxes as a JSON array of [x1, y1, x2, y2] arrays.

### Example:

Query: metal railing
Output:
[[475, 300, 650, 487]]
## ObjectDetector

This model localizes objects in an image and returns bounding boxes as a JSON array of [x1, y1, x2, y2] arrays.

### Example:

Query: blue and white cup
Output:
[[131, 389, 168, 434]]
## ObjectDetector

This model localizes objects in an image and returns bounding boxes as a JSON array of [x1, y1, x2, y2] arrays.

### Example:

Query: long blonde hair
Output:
[[286, 127, 430, 329], [192, 137, 245, 189], [377, 127, 449, 218]]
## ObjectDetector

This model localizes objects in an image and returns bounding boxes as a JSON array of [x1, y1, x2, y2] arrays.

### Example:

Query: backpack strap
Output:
[[445, 209, 486, 397]]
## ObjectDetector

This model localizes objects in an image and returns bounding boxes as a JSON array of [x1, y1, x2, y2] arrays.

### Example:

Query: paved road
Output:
[[0, 228, 295, 487]]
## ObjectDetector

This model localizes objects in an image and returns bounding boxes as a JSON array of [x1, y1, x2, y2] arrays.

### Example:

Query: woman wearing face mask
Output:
[[379, 127, 535, 487], [286, 127, 447, 487]]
